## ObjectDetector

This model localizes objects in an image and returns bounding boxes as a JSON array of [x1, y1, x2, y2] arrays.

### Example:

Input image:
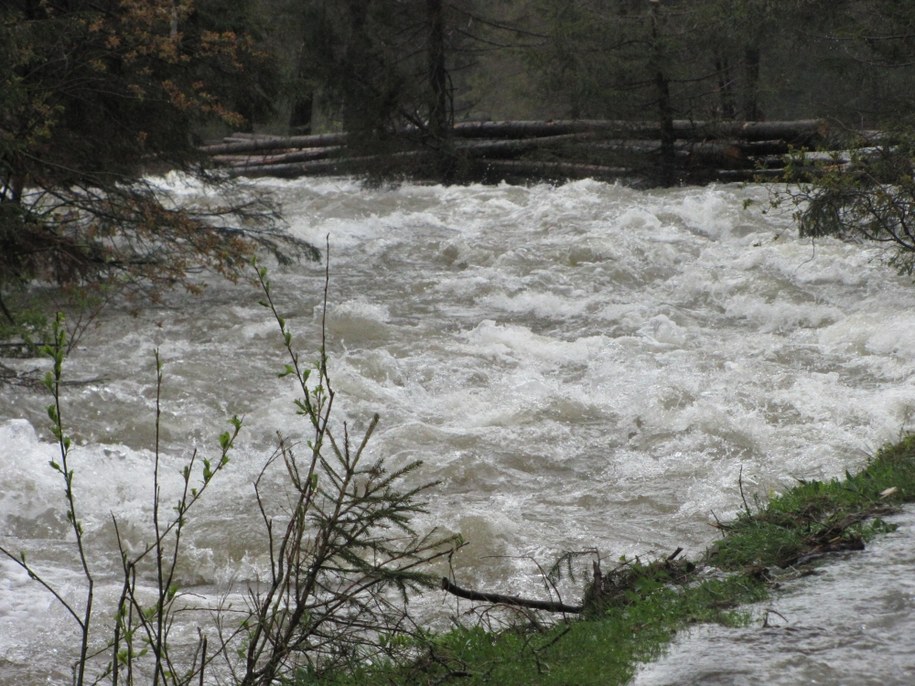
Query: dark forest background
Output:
[[254, 0, 915, 136]]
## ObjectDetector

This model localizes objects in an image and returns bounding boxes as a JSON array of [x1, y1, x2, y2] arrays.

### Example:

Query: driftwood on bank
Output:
[[439, 547, 694, 617], [440, 577, 583, 614], [201, 118, 873, 185]]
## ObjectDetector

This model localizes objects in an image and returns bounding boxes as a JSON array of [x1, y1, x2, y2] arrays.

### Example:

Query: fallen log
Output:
[[223, 132, 285, 141], [453, 119, 658, 139], [697, 119, 829, 143], [222, 159, 351, 178], [200, 132, 348, 156], [202, 119, 834, 158], [476, 159, 634, 181], [211, 146, 341, 168], [441, 577, 583, 614], [454, 132, 603, 159], [200, 118, 876, 184], [462, 135, 756, 162], [222, 149, 436, 178], [451, 118, 830, 144]]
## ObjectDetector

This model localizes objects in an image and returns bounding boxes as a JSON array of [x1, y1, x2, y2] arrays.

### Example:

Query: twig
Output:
[[738, 465, 753, 517]]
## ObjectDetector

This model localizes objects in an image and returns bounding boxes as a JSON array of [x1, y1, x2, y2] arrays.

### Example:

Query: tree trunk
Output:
[[649, 0, 676, 185], [426, 0, 450, 142], [425, 0, 455, 177], [288, 92, 314, 134], [342, 0, 372, 145], [743, 45, 762, 120], [714, 53, 736, 119]]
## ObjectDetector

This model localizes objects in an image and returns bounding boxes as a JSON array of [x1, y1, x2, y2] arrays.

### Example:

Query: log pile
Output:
[[201, 119, 873, 185]]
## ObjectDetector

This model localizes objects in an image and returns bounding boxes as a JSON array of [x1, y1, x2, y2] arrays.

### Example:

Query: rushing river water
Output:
[[2, 176, 915, 683]]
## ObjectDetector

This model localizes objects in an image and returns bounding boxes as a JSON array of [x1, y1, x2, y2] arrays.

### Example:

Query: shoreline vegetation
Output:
[[307, 436, 915, 686]]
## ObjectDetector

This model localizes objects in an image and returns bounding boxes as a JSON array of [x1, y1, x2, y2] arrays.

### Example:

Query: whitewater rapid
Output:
[[2, 176, 915, 683]]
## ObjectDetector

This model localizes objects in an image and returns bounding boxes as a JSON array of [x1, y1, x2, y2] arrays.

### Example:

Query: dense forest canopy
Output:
[[260, 0, 915, 131]]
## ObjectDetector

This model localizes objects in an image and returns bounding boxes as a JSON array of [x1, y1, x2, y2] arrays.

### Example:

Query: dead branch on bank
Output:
[[440, 546, 696, 617], [440, 577, 583, 614]]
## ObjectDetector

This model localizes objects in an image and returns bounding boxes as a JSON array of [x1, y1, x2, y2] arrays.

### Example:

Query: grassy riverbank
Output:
[[301, 435, 915, 685]]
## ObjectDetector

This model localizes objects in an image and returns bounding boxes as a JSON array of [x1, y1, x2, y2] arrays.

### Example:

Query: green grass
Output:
[[297, 435, 915, 686], [708, 435, 915, 570]]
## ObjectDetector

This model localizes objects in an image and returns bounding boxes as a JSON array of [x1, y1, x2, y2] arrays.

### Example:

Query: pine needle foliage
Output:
[[238, 258, 461, 684], [0, 0, 309, 330], [782, 133, 915, 276]]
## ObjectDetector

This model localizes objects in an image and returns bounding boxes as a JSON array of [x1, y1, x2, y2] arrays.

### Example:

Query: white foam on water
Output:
[[3, 177, 915, 681]]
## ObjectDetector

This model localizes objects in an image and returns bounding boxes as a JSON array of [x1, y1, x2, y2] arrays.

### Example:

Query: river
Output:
[[1, 176, 914, 683]]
